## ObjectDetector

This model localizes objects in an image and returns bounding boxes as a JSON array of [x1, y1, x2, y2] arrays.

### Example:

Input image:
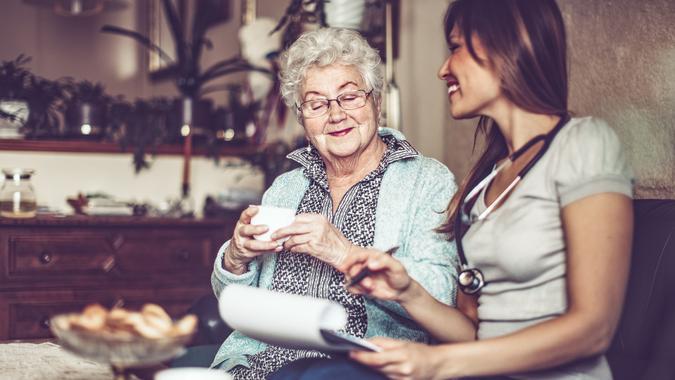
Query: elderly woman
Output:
[[210, 28, 458, 379]]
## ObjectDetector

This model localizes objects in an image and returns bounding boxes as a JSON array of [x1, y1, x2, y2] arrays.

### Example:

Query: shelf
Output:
[[0, 214, 239, 227], [0, 139, 260, 157]]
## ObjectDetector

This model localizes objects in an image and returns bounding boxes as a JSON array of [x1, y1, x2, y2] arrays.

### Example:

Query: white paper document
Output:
[[218, 285, 381, 352]]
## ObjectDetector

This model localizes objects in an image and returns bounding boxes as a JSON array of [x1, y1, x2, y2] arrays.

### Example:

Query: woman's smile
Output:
[[446, 76, 461, 98], [326, 126, 356, 137], [448, 84, 461, 98]]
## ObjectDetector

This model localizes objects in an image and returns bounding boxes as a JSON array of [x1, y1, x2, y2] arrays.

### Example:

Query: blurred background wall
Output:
[[439, 0, 675, 199], [561, 0, 675, 198]]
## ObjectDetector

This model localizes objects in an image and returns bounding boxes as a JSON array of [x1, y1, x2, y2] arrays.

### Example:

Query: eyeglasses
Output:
[[297, 89, 373, 118]]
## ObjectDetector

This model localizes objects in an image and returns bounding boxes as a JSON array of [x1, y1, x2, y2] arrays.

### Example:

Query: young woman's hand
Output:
[[271, 213, 353, 268], [349, 338, 445, 380], [341, 248, 415, 303], [222, 206, 283, 274], [456, 291, 479, 328]]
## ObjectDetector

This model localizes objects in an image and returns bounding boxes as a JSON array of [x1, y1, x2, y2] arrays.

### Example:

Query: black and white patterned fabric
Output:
[[230, 135, 418, 379]]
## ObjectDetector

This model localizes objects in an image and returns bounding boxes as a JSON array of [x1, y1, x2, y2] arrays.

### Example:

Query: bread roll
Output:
[[62, 302, 195, 340]]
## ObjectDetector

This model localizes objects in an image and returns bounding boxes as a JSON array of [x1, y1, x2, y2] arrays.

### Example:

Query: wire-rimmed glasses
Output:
[[298, 89, 373, 118]]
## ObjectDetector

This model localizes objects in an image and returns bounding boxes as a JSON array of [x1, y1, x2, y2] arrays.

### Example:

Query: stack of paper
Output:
[[218, 285, 381, 352]]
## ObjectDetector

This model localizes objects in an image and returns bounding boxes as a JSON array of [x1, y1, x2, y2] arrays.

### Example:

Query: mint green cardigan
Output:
[[210, 128, 458, 371]]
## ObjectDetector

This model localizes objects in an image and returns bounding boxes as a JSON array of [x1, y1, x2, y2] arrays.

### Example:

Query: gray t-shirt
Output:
[[463, 117, 633, 379]]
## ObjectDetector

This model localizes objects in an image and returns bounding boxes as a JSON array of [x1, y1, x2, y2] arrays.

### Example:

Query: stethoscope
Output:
[[454, 114, 570, 295]]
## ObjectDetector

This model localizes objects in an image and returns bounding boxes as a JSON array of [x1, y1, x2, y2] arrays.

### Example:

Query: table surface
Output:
[[0, 341, 141, 380]]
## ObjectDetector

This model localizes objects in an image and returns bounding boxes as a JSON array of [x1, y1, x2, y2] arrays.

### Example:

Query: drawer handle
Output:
[[102, 256, 117, 273], [39, 251, 52, 264], [176, 249, 191, 262], [112, 298, 125, 309], [40, 316, 50, 329], [111, 234, 125, 251]]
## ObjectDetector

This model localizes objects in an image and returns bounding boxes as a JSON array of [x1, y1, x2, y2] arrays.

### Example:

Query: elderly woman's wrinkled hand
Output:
[[271, 213, 353, 268], [223, 206, 283, 275], [349, 337, 445, 380], [342, 249, 414, 303]]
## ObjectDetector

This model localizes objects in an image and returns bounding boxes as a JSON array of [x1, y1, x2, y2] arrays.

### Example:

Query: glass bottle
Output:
[[0, 168, 37, 218]]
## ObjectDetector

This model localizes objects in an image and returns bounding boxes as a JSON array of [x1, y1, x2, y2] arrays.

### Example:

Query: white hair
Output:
[[279, 28, 384, 122]]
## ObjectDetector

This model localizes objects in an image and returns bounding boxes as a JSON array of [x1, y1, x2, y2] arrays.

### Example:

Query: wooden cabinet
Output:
[[0, 215, 237, 340], [0, 139, 259, 156]]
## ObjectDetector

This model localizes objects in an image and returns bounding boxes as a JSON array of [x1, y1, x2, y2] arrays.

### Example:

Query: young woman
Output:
[[343, 1, 634, 379]]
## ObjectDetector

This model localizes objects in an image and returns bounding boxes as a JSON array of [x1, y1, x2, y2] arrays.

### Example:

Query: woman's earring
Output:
[[306, 144, 312, 153]]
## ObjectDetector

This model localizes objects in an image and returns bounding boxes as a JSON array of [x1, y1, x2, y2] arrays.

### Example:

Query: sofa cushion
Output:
[[607, 199, 675, 380]]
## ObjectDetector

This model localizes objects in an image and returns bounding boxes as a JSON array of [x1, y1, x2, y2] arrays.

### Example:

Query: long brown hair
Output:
[[438, 0, 569, 238]]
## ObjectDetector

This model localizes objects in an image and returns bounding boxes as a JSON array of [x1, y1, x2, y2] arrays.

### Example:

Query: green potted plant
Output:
[[63, 80, 113, 139], [101, 0, 272, 100], [0, 55, 33, 138], [0, 55, 68, 139], [24, 75, 69, 138], [108, 97, 174, 172]]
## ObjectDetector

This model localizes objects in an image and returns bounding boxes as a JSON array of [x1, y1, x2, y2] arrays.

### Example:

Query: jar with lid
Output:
[[0, 168, 37, 218]]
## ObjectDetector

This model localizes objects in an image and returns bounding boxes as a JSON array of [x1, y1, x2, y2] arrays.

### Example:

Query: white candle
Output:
[[182, 98, 193, 125], [12, 191, 20, 214]]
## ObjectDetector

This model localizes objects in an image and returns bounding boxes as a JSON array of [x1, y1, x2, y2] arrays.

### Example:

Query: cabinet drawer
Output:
[[4, 232, 217, 281], [116, 237, 214, 275], [7, 235, 115, 277], [9, 301, 84, 340]]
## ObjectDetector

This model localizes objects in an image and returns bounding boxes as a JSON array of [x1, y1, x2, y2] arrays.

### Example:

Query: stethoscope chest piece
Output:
[[458, 267, 485, 295]]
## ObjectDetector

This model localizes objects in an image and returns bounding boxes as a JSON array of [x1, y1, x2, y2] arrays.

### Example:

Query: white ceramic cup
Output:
[[250, 205, 296, 242], [155, 367, 232, 380]]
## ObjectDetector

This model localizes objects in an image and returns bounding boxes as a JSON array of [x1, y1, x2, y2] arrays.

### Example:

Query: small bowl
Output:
[[50, 313, 194, 369], [155, 367, 233, 380]]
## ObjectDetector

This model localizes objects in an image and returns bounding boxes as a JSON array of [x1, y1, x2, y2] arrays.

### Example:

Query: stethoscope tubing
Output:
[[454, 114, 571, 276]]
